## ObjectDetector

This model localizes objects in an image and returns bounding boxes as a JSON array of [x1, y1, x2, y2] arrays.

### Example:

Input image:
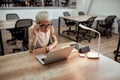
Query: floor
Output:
[[1, 26, 120, 62]]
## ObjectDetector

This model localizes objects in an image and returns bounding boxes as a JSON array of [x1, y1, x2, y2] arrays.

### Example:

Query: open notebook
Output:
[[35, 46, 74, 65]]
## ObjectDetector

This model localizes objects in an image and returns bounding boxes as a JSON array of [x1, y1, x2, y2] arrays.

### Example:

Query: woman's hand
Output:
[[46, 45, 53, 53], [34, 24, 40, 32]]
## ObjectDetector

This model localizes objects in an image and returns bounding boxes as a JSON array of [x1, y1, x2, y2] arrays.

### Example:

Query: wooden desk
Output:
[[0, 20, 16, 30], [0, 20, 17, 55], [58, 15, 106, 42], [0, 42, 120, 80]]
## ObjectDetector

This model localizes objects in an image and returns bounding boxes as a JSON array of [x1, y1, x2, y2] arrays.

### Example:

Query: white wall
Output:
[[0, 8, 77, 20], [89, 0, 120, 34], [89, 0, 120, 17]]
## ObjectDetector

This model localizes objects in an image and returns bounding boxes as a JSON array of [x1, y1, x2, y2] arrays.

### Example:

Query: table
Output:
[[0, 42, 120, 80], [58, 15, 106, 42], [0, 20, 17, 55]]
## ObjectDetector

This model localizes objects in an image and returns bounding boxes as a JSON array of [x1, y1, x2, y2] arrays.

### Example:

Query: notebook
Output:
[[35, 46, 74, 65]]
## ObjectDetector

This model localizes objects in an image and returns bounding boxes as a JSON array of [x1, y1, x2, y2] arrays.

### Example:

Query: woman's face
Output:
[[38, 20, 51, 33]]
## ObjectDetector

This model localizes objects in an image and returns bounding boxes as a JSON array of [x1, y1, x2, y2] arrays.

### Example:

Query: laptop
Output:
[[35, 46, 74, 65]]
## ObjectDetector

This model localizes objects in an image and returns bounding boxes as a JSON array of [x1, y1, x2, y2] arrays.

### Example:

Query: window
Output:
[[0, 0, 76, 8]]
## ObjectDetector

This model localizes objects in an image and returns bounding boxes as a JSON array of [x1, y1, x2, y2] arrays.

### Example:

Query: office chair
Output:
[[12, 19, 33, 53], [0, 0, 2, 7], [78, 11, 85, 16], [44, 0, 53, 6], [114, 19, 120, 61], [96, 15, 116, 38], [6, 13, 20, 45], [6, 13, 19, 20], [13, 0, 26, 6], [29, 0, 40, 6], [0, 0, 8, 7], [62, 11, 76, 35], [30, 0, 35, 6], [77, 16, 97, 42], [61, 0, 69, 7]]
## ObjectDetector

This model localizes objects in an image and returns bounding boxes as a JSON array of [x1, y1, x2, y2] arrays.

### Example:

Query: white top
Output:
[[29, 26, 53, 49], [35, 28, 50, 47]]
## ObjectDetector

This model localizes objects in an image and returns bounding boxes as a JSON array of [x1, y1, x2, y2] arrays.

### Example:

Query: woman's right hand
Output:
[[46, 45, 53, 53], [34, 24, 40, 32]]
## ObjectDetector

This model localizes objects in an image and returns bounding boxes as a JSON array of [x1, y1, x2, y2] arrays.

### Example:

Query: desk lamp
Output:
[[79, 24, 101, 59]]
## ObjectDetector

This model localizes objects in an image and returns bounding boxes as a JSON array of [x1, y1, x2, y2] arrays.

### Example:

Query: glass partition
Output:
[[0, 0, 76, 8]]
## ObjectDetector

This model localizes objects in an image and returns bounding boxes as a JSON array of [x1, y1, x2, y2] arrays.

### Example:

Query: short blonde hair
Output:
[[35, 11, 51, 23]]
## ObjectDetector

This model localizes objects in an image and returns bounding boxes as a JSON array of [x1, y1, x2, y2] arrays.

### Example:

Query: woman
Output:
[[29, 11, 57, 53]]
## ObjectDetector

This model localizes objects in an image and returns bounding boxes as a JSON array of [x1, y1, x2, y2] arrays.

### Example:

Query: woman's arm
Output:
[[29, 26, 39, 53], [31, 46, 48, 54], [48, 26, 58, 50], [29, 27, 35, 53]]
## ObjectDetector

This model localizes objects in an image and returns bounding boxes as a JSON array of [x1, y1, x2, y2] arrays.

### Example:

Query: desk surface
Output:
[[0, 20, 35, 30], [60, 15, 106, 22], [0, 42, 120, 80], [0, 20, 17, 30]]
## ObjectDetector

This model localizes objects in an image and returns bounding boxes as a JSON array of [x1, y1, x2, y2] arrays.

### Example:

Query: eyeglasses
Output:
[[39, 24, 51, 29]]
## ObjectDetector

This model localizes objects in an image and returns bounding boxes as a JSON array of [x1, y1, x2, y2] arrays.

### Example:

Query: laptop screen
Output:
[[35, 46, 74, 65]]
